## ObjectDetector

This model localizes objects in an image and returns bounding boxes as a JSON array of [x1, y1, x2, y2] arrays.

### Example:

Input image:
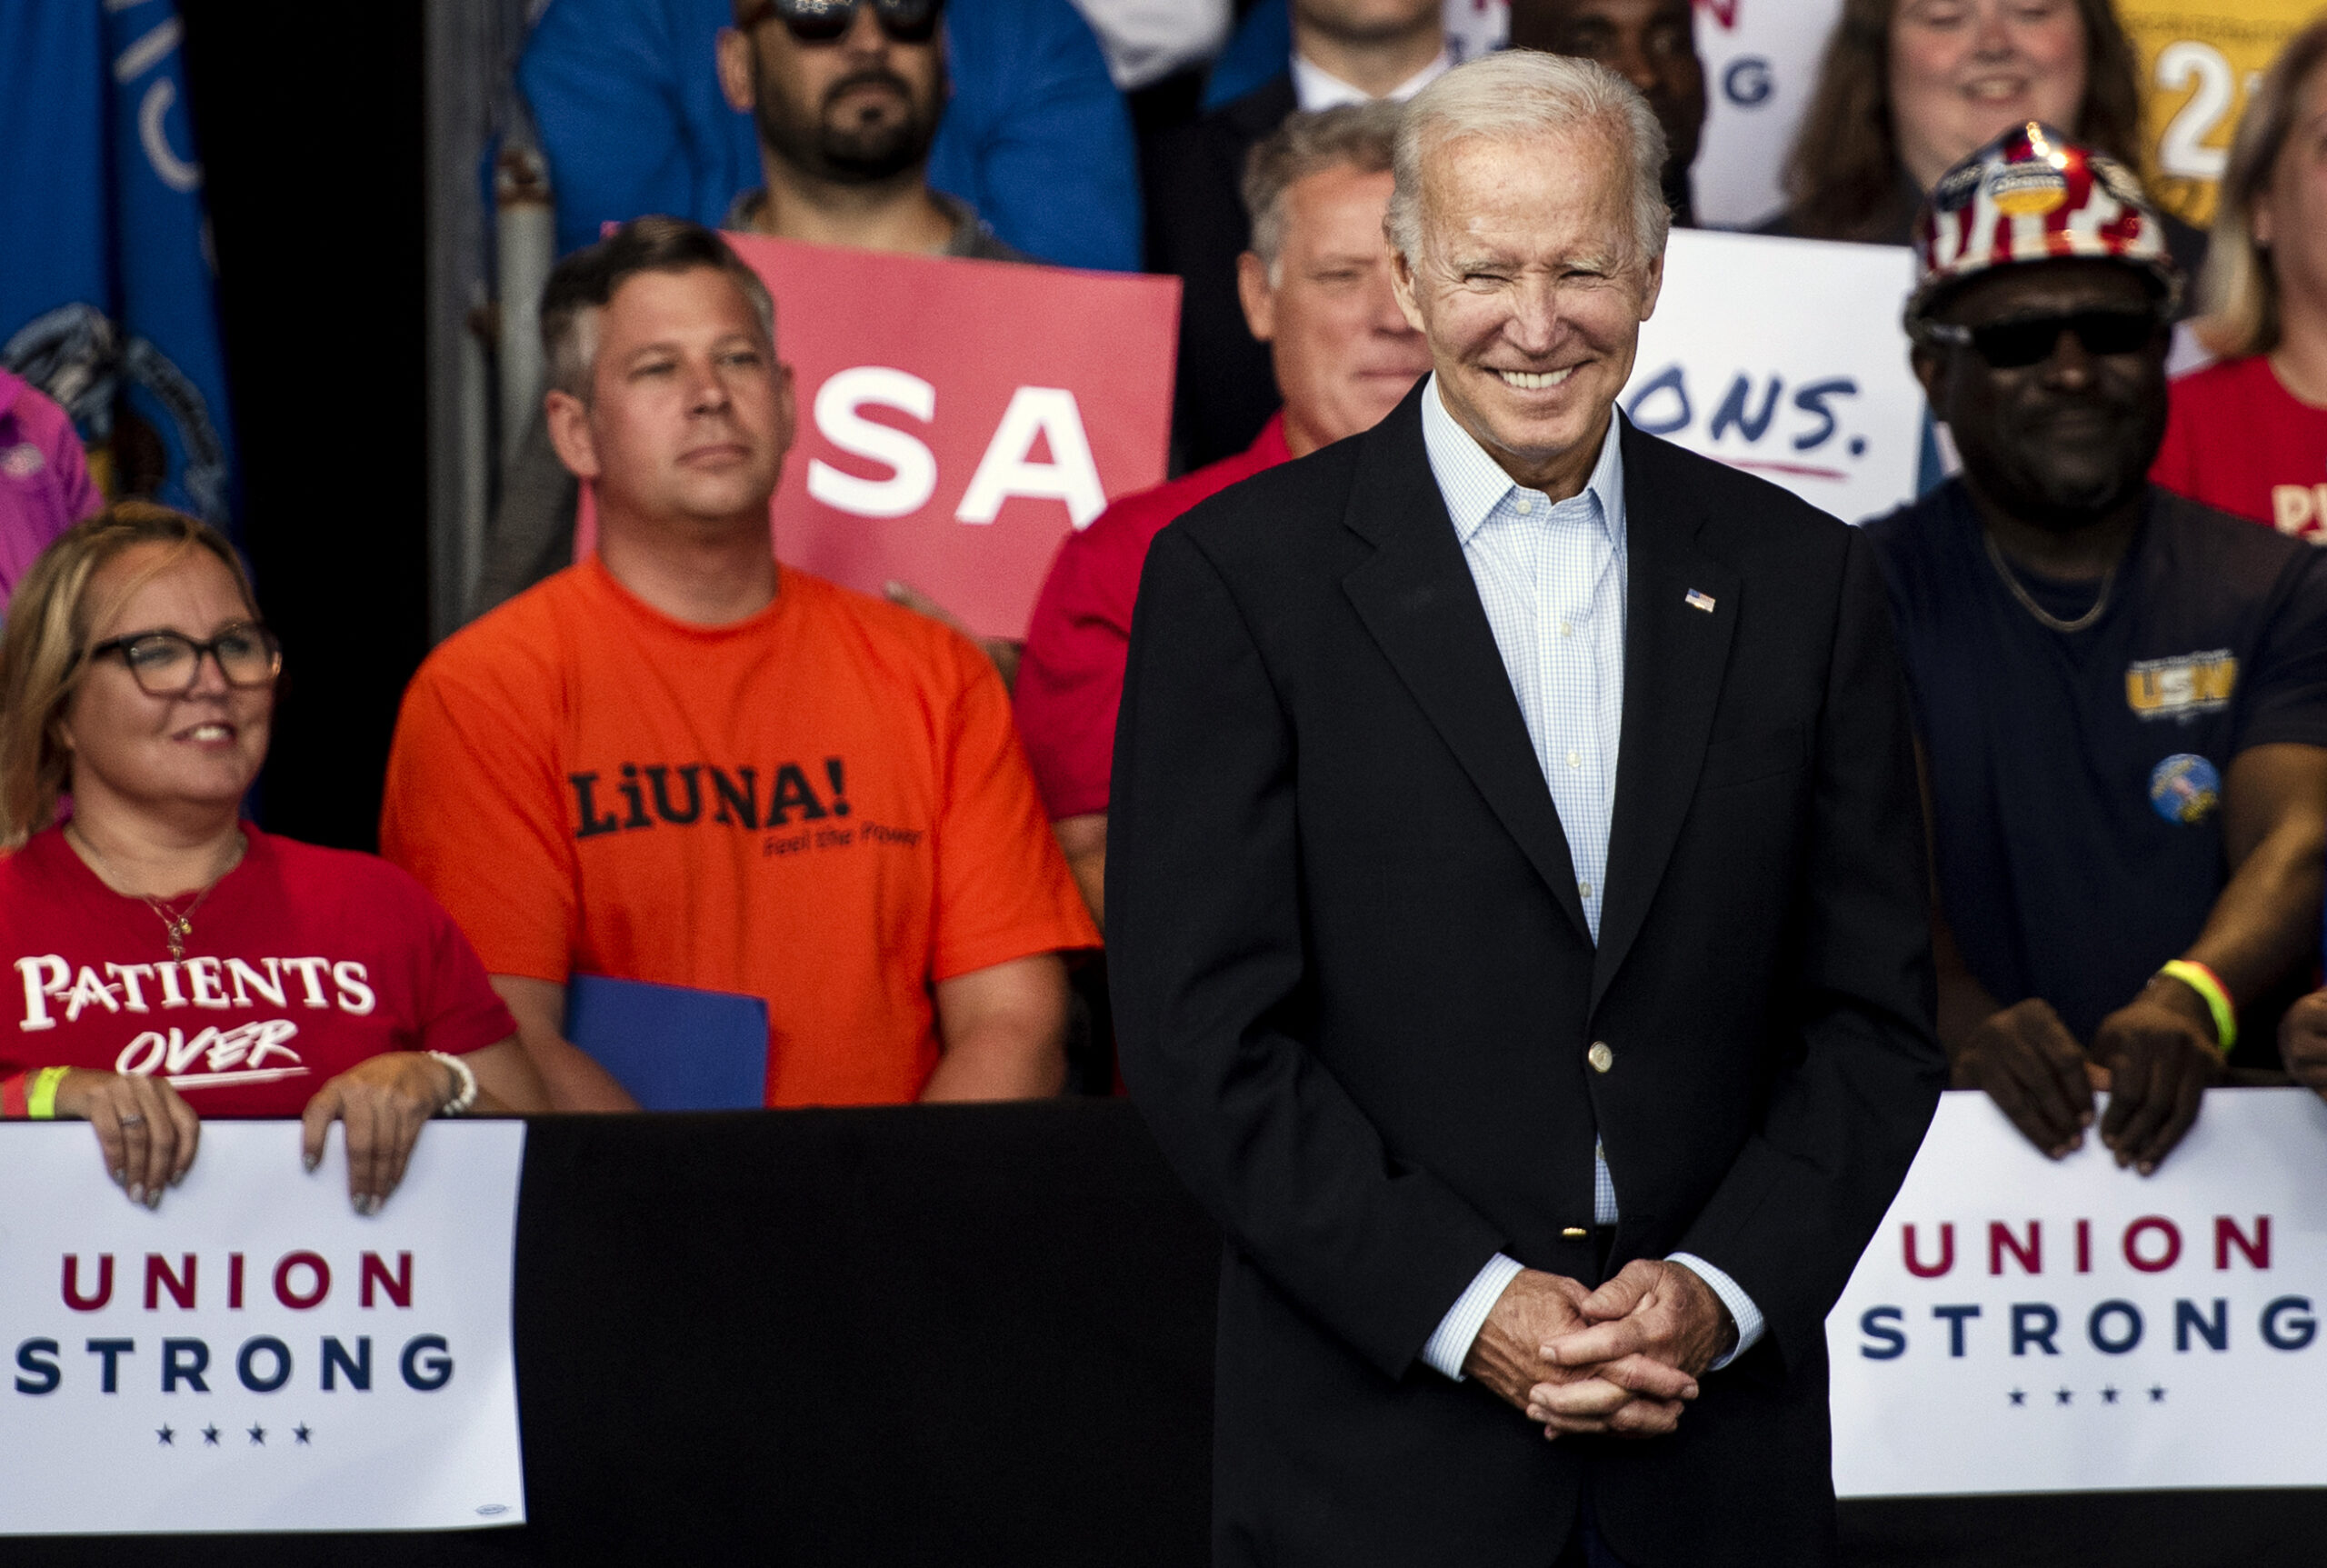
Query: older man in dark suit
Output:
[[1109, 50, 1944, 1568]]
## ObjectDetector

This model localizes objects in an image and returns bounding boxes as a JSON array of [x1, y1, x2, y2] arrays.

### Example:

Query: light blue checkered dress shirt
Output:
[[1411, 376, 1763, 1379]]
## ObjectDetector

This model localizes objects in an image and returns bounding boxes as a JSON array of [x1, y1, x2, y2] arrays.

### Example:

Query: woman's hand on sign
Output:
[[1952, 997, 2094, 1159], [301, 1052, 461, 1215], [53, 1069, 200, 1209]]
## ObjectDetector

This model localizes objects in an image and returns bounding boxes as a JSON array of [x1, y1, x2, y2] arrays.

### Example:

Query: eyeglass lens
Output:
[[116, 628, 281, 694], [772, 0, 941, 44], [1969, 310, 2160, 369]]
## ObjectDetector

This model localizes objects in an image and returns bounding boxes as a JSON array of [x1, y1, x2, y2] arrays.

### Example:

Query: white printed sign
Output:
[[0, 1120, 526, 1533], [1829, 1088, 2327, 1498], [1624, 228, 1923, 525]]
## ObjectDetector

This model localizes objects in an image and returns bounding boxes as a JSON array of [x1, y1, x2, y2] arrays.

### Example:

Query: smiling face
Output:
[[1391, 124, 1661, 494], [1240, 164, 1433, 456], [1914, 259, 2167, 531], [58, 544, 271, 826], [546, 265, 796, 539], [1891, 0, 2089, 192]]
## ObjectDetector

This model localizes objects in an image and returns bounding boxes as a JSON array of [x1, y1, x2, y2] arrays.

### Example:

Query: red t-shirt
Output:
[[0, 825, 516, 1116], [1014, 415, 1294, 820], [2153, 354, 2327, 540]]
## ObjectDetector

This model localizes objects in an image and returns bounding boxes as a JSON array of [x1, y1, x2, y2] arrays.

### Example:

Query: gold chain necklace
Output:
[[1982, 528, 2115, 634], [67, 825, 246, 962]]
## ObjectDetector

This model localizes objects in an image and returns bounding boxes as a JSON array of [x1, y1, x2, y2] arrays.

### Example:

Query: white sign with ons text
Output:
[[0, 1119, 525, 1533], [1624, 229, 1923, 528]]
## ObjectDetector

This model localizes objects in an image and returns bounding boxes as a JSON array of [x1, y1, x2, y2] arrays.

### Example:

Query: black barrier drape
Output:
[[6, 1103, 2323, 1565]]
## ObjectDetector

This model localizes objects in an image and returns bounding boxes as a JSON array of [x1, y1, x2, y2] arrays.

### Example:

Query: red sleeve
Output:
[[933, 634, 1102, 982], [1014, 513, 1145, 821], [2152, 380, 2197, 497], [412, 883, 521, 1057]]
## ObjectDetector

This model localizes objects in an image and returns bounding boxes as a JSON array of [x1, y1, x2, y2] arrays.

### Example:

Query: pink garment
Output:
[[0, 372, 103, 604]]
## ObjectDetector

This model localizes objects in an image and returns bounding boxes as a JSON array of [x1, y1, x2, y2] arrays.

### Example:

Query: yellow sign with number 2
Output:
[[2121, 0, 2321, 229]]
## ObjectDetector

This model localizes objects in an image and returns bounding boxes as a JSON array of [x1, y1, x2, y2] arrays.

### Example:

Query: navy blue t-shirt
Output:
[[1864, 481, 2327, 1052]]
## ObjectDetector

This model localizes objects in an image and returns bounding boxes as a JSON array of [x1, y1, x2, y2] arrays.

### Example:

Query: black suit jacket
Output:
[[1141, 73, 1293, 471], [1108, 386, 1944, 1567]]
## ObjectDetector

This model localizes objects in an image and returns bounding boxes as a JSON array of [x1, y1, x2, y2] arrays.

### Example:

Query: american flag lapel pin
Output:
[[1684, 589, 1717, 614]]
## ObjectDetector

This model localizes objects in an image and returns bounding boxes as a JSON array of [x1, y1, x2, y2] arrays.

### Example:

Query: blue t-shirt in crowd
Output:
[[516, 0, 1141, 271], [1863, 480, 2327, 1053]]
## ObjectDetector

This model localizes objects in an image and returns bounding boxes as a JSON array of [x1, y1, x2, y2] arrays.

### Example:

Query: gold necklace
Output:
[[1982, 528, 2115, 635], [67, 824, 246, 962]]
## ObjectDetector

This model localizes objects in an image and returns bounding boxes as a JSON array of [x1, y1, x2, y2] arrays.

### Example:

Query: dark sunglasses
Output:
[[85, 623, 283, 697], [738, 0, 943, 45], [1921, 308, 2164, 370]]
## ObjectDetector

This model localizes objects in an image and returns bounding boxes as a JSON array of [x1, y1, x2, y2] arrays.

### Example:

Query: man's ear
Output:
[[1389, 244, 1428, 335], [774, 361, 798, 459], [544, 389, 603, 483], [1636, 249, 1665, 322], [714, 26, 756, 115], [1910, 344, 1945, 410], [1236, 252, 1276, 344]]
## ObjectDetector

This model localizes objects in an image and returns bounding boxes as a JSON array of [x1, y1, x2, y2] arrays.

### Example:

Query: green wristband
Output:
[[25, 1066, 70, 1120], [2159, 960, 2236, 1054]]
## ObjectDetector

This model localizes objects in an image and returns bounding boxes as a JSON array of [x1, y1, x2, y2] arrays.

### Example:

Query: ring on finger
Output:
[[117, 1114, 145, 1127]]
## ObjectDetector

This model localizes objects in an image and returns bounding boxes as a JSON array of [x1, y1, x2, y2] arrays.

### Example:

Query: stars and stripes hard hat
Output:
[[1905, 121, 2181, 328]]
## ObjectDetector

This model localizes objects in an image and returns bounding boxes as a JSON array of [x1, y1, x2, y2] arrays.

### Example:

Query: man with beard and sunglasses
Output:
[[515, 0, 1137, 268], [713, 0, 1022, 260], [1866, 125, 2327, 1175], [480, 0, 1050, 614]]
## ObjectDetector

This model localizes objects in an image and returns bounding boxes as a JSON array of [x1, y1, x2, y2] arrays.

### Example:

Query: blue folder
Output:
[[564, 975, 768, 1111]]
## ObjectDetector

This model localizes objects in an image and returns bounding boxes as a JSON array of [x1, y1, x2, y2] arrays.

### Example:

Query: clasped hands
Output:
[[1461, 1261, 1735, 1440]]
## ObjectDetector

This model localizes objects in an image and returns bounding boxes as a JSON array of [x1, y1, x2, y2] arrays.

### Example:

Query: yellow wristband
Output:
[[2159, 960, 2236, 1054], [25, 1066, 70, 1120]]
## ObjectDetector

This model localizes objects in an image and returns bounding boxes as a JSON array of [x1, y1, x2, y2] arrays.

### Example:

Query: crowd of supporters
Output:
[[4, 0, 2327, 1203]]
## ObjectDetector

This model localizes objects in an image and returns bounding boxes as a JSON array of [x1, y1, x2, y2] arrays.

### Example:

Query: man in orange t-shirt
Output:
[[381, 217, 1096, 1109]]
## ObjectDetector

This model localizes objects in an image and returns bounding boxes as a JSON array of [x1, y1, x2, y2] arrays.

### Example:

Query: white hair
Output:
[[1384, 50, 1671, 275]]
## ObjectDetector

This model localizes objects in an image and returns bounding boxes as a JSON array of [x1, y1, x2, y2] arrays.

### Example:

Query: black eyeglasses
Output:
[[738, 0, 943, 45], [1921, 309, 2164, 370], [85, 623, 283, 697]]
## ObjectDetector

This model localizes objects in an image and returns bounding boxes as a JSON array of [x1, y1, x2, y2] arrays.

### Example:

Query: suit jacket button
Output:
[[1588, 1041, 1614, 1073]]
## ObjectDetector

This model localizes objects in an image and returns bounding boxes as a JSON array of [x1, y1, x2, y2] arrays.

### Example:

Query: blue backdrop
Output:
[[0, 0, 237, 529]]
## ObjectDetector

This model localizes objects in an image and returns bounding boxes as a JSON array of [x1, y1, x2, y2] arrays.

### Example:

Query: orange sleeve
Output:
[[378, 627, 577, 985], [928, 634, 1102, 983]]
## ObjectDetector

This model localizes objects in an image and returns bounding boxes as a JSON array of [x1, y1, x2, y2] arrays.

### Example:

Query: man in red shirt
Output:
[[1015, 101, 1431, 922]]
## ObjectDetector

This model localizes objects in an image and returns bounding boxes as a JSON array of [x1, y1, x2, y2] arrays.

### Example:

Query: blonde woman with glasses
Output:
[[2154, 18, 2327, 539], [0, 503, 544, 1212]]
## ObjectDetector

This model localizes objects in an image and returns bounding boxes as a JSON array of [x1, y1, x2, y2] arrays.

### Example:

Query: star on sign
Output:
[[247, 1423, 265, 1446], [2149, 1385, 2167, 1403], [156, 1425, 175, 1446], [294, 1424, 312, 1445], [202, 1425, 221, 1446], [2102, 1386, 2120, 1403], [2007, 1389, 2025, 1406], [2054, 1388, 2073, 1405]]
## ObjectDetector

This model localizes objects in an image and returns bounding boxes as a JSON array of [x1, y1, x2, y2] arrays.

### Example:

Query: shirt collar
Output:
[[1419, 372, 1626, 545], [1289, 46, 1452, 112]]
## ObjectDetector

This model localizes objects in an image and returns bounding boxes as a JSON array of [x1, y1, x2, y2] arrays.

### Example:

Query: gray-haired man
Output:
[[1109, 51, 1942, 1566]]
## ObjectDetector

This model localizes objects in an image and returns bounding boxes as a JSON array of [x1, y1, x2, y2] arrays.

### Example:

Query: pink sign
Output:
[[577, 235, 1180, 640]]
